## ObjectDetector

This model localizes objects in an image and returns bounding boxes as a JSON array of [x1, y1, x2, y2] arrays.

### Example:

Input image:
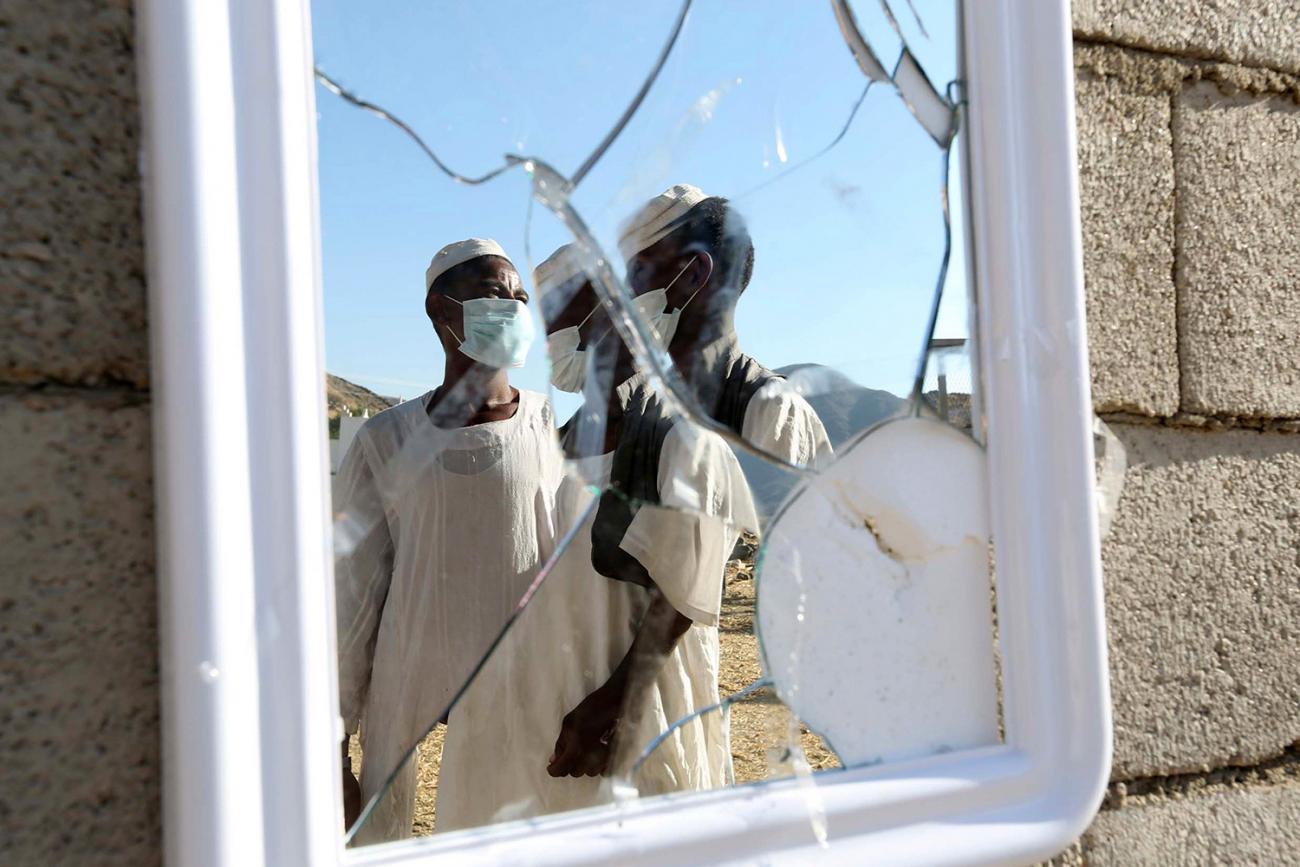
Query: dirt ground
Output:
[[352, 538, 838, 837]]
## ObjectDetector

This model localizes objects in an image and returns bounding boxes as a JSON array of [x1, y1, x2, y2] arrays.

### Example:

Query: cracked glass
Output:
[[312, 0, 999, 848]]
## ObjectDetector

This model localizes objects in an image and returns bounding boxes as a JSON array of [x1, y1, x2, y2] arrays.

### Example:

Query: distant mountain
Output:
[[778, 364, 906, 449], [326, 374, 398, 436]]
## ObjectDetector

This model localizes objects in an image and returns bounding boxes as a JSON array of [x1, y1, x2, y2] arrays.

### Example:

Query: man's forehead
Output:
[[474, 255, 519, 280], [542, 276, 597, 322], [431, 256, 522, 304], [629, 234, 682, 270], [449, 256, 519, 291]]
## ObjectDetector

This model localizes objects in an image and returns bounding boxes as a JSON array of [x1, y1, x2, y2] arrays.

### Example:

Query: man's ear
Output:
[[425, 290, 444, 328], [690, 250, 714, 291]]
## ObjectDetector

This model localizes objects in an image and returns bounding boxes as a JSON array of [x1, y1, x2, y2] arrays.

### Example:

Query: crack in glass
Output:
[[311, 0, 998, 848]]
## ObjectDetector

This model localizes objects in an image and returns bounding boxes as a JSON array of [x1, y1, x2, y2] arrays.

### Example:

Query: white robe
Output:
[[436, 422, 758, 832], [692, 332, 832, 469], [741, 377, 833, 469], [333, 389, 563, 844]]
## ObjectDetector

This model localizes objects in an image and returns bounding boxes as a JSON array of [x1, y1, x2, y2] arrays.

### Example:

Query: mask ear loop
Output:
[[575, 303, 599, 331], [440, 294, 466, 346], [560, 300, 602, 350], [665, 254, 701, 313]]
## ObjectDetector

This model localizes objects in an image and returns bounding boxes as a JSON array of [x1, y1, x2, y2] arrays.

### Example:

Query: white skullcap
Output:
[[617, 183, 709, 262], [533, 243, 589, 296], [425, 237, 511, 292]]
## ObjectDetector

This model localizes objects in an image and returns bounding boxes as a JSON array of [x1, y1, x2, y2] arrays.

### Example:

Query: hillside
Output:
[[326, 374, 398, 436]]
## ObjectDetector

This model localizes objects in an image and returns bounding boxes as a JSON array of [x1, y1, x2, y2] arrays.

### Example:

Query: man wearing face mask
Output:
[[333, 238, 564, 844], [620, 185, 832, 490], [431, 243, 757, 832]]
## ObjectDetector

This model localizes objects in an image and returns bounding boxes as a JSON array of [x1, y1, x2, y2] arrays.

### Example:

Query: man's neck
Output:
[[668, 309, 738, 389], [429, 357, 518, 428]]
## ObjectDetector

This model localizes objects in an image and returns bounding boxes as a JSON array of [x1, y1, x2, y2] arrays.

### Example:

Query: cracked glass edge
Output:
[[316, 0, 964, 464], [317, 0, 978, 842], [315, 0, 691, 190]]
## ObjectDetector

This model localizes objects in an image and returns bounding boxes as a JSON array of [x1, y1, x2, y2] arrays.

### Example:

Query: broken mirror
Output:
[[312, 0, 998, 848]]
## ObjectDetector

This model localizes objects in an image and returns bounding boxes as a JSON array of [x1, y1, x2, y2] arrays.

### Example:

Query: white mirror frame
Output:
[[137, 1, 1111, 864]]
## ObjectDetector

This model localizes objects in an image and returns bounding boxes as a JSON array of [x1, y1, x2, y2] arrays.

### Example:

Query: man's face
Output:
[[428, 255, 529, 344], [543, 278, 607, 349], [444, 256, 528, 306], [626, 237, 704, 311]]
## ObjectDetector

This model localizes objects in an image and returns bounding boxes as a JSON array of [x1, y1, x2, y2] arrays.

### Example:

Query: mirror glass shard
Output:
[[310, 0, 999, 847]]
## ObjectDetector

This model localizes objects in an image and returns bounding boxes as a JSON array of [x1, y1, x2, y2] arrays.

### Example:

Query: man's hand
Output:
[[547, 686, 622, 778], [342, 741, 362, 830], [546, 590, 693, 779]]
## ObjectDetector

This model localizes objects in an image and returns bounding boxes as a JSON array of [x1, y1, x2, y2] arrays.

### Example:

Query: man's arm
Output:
[[547, 588, 691, 778], [549, 425, 754, 778]]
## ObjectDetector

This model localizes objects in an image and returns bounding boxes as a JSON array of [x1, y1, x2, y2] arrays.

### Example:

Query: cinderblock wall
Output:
[[1062, 2, 1300, 862], [0, 2, 160, 864]]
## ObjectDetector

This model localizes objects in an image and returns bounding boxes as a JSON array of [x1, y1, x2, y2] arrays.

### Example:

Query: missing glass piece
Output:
[[756, 419, 1000, 769]]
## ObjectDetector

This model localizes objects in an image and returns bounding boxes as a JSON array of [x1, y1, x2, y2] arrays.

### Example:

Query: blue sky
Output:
[[310, 1, 970, 411]]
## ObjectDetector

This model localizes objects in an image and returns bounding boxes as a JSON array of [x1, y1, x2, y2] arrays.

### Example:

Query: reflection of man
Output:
[[334, 238, 563, 844], [620, 184, 832, 469], [434, 244, 756, 832]]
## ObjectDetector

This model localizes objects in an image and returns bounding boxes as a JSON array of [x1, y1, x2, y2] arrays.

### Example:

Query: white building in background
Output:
[[329, 409, 369, 475]]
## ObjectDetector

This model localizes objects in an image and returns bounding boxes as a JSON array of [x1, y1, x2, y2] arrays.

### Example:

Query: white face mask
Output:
[[445, 297, 535, 369], [631, 256, 698, 350], [545, 306, 599, 393]]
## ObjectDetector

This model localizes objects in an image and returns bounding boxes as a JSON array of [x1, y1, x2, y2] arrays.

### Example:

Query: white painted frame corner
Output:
[[137, 0, 1111, 864]]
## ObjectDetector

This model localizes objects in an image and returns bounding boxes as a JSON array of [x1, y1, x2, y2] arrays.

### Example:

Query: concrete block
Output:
[[0, 393, 159, 865], [1082, 783, 1300, 865], [1102, 424, 1300, 778], [1075, 74, 1179, 416], [1174, 85, 1300, 418], [1074, 0, 1300, 76], [0, 1, 149, 388]]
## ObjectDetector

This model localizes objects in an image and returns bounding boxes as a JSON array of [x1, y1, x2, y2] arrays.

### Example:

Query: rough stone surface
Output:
[[0, 392, 160, 866], [0, 0, 150, 388], [1075, 73, 1179, 416], [1174, 84, 1300, 418], [1082, 783, 1300, 865], [1101, 423, 1300, 779], [1074, 0, 1300, 75], [1075, 42, 1300, 100]]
